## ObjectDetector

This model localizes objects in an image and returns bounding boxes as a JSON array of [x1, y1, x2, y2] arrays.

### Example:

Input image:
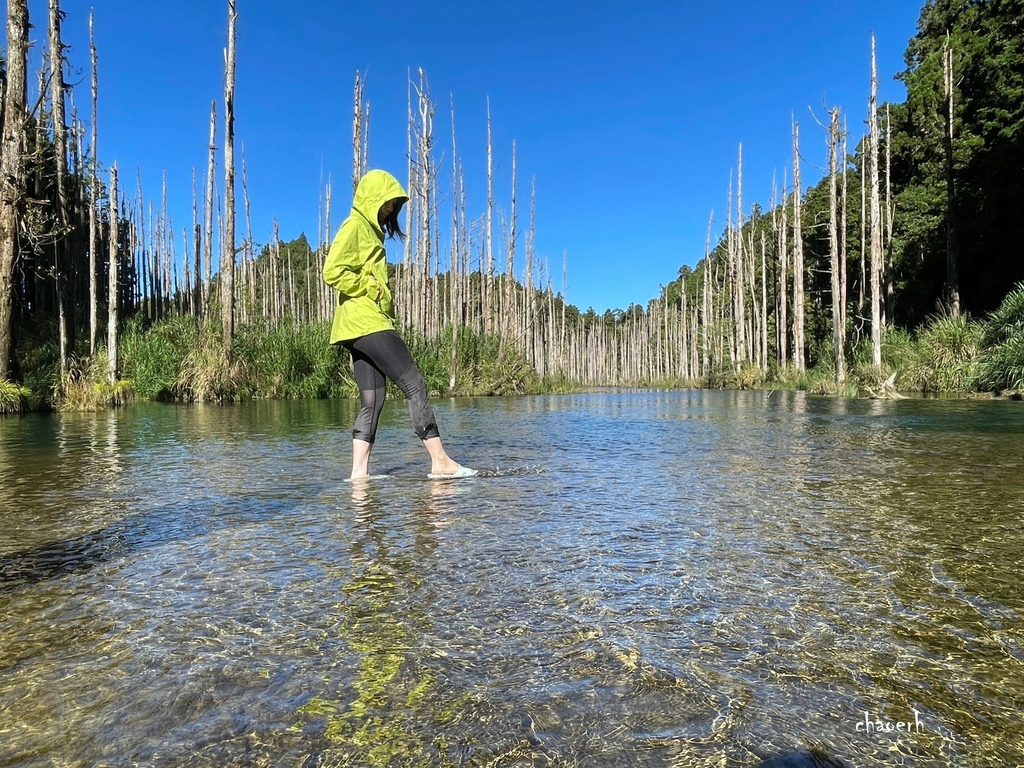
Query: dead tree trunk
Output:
[[942, 39, 960, 315], [869, 35, 883, 367], [840, 124, 849, 349], [701, 212, 713, 377], [352, 70, 366, 194], [412, 68, 436, 338], [777, 170, 789, 368], [107, 165, 119, 385], [448, 96, 461, 392], [49, 0, 71, 370], [88, 10, 99, 354], [222, 0, 237, 361], [735, 145, 747, 366], [828, 106, 846, 385], [204, 100, 216, 317], [192, 173, 202, 316], [792, 118, 806, 374], [497, 141, 518, 363], [484, 98, 494, 335], [859, 149, 866, 318], [0, 0, 29, 380]]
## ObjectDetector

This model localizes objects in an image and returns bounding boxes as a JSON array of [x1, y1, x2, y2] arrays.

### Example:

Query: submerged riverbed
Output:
[[1, 391, 1022, 767]]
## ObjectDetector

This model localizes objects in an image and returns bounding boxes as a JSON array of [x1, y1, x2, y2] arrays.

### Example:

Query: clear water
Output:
[[1, 391, 1022, 767]]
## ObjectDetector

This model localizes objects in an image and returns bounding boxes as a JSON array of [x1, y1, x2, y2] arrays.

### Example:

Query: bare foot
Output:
[[430, 458, 462, 476]]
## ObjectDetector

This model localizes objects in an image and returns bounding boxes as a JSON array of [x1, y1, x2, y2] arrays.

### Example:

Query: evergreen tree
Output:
[[895, 0, 1024, 320]]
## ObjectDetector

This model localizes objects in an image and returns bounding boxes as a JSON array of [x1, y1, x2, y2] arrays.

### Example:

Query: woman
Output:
[[323, 169, 476, 481]]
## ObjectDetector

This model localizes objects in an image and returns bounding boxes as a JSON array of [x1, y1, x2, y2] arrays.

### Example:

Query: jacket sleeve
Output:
[[322, 223, 378, 299]]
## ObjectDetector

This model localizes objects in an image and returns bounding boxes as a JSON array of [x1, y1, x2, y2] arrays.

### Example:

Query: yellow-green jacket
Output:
[[322, 170, 409, 343]]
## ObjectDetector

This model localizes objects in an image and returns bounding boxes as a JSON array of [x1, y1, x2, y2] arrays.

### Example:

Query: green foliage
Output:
[[78, 316, 547, 406], [120, 316, 200, 400], [977, 282, 1024, 391], [56, 353, 134, 411], [915, 309, 982, 392], [845, 314, 983, 395], [893, 0, 1024, 317], [539, 371, 580, 394], [121, 316, 356, 402], [849, 334, 899, 392], [404, 326, 541, 397], [707, 362, 767, 391], [0, 380, 30, 414], [234, 320, 354, 399], [16, 335, 62, 410], [176, 326, 243, 402]]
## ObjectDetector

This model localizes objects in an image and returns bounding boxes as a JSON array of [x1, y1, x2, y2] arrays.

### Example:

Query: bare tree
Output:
[[497, 141, 518, 362], [869, 35, 883, 367], [828, 106, 846, 385], [734, 145, 747, 366], [107, 165, 119, 385], [0, 0, 29, 380], [352, 70, 368, 192], [204, 100, 216, 317], [448, 94, 462, 391], [942, 37, 960, 315], [192, 172, 202, 316], [352, 71, 364, 194], [777, 169, 789, 367], [88, 10, 99, 354], [840, 122, 849, 348], [792, 118, 806, 373], [701, 212, 713, 376], [222, 0, 237, 360], [49, 0, 71, 370], [484, 98, 494, 335]]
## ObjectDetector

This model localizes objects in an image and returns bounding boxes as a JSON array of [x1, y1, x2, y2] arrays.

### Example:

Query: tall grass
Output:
[[48, 316, 538, 409], [915, 309, 982, 393], [120, 316, 200, 400], [977, 282, 1024, 392], [845, 312, 983, 396], [234, 320, 354, 399], [0, 380, 30, 414], [404, 326, 541, 396], [120, 316, 356, 402], [19, 286, 1024, 410], [56, 353, 134, 411]]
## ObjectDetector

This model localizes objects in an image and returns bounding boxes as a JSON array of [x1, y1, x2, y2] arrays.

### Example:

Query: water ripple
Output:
[[1, 393, 1023, 766]]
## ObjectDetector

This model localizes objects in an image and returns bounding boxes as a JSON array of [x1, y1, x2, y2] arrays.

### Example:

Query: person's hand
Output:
[[369, 275, 383, 302]]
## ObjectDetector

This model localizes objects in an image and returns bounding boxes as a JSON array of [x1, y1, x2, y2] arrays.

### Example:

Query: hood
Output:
[[352, 170, 409, 231]]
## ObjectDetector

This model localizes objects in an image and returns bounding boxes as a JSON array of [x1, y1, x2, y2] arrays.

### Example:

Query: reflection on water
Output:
[[1, 392, 1023, 766]]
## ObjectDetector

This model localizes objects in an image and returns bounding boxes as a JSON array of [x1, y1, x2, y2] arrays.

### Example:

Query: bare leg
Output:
[[423, 436, 464, 476], [351, 439, 373, 480], [423, 436, 479, 479]]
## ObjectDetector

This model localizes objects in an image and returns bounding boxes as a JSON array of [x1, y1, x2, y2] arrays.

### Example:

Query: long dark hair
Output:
[[380, 201, 406, 242]]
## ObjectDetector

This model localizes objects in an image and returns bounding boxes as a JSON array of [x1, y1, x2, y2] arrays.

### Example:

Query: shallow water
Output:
[[1, 391, 1022, 767]]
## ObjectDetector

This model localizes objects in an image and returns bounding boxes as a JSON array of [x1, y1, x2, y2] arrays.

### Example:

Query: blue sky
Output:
[[46, 0, 922, 314]]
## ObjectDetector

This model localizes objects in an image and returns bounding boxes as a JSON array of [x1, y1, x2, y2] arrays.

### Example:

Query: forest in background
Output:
[[1, 0, 1023, 413]]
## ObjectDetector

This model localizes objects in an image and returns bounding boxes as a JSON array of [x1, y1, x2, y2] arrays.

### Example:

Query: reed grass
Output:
[[114, 316, 538, 405], [54, 353, 134, 411], [120, 316, 200, 400], [976, 282, 1024, 393], [0, 380, 30, 414], [18, 285, 1024, 410]]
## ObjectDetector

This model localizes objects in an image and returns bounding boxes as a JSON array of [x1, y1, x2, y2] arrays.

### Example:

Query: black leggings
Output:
[[343, 330, 440, 443]]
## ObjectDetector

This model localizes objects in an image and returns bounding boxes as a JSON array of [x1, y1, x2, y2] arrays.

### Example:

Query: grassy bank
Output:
[[660, 284, 1024, 400], [22, 317, 543, 411], [701, 317, 986, 398], [6, 284, 1024, 412]]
